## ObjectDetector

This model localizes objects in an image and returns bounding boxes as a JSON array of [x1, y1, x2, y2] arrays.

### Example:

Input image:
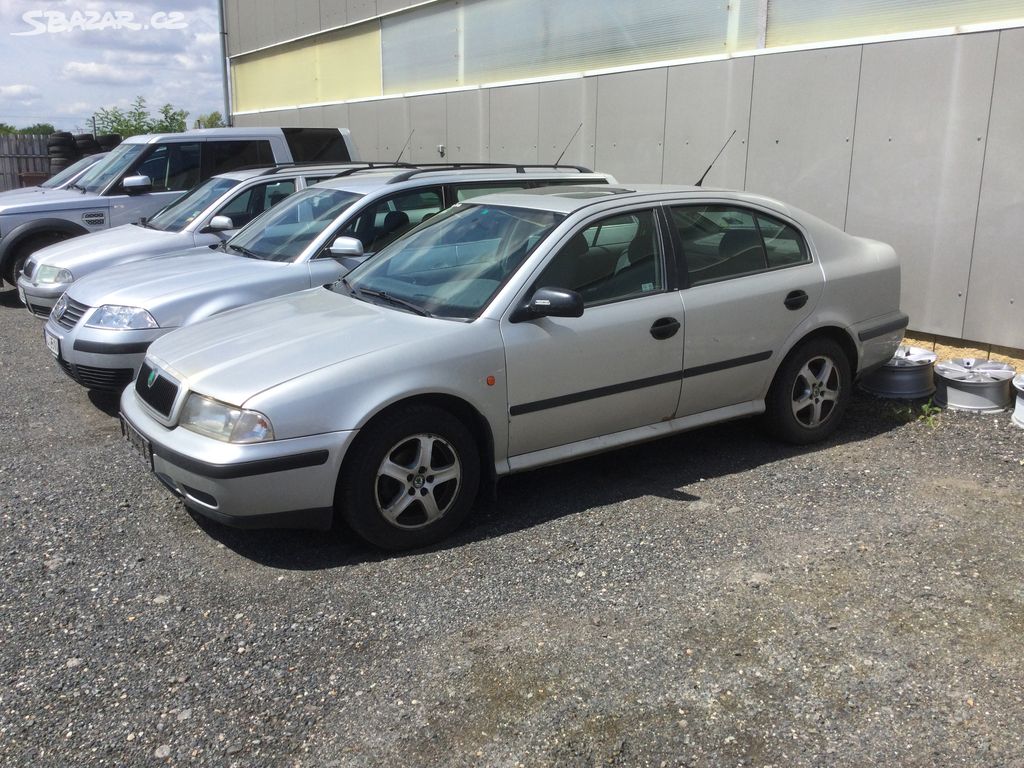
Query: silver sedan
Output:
[[120, 185, 907, 550]]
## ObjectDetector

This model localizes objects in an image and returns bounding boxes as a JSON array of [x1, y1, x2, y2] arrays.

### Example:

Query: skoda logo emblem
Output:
[[147, 370, 158, 388]]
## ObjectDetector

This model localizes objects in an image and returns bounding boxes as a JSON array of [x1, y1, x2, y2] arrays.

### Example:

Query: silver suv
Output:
[[0, 127, 358, 286], [18, 162, 365, 316], [44, 165, 613, 390]]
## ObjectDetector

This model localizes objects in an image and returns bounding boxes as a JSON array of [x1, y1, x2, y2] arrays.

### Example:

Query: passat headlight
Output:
[[179, 393, 274, 443], [35, 265, 74, 284], [86, 305, 159, 329]]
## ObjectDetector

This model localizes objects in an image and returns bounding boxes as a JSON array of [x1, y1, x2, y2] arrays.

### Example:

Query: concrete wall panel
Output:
[[846, 33, 997, 338], [321, 103, 352, 131], [347, 101, 383, 157], [407, 95, 446, 163], [444, 90, 490, 162], [595, 68, 668, 183], [746, 47, 860, 229], [375, 99, 411, 159], [963, 28, 1024, 347], [490, 85, 540, 163], [662, 58, 754, 189], [538, 78, 598, 170], [320, 0, 348, 29], [347, 0, 378, 24]]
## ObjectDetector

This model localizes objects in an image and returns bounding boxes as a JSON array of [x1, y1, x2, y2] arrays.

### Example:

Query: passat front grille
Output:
[[55, 297, 89, 330], [135, 361, 179, 417], [26, 301, 51, 318]]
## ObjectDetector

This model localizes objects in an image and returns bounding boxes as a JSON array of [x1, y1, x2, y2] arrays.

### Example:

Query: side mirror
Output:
[[204, 215, 234, 233], [328, 236, 366, 272], [123, 175, 152, 193], [510, 286, 584, 323]]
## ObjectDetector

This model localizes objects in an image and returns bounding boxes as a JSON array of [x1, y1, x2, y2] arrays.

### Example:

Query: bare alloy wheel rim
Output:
[[374, 433, 462, 530], [791, 354, 841, 428]]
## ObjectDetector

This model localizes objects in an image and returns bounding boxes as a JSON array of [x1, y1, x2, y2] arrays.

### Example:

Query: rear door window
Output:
[[335, 187, 444, 252], [216, 179, 296, 228]]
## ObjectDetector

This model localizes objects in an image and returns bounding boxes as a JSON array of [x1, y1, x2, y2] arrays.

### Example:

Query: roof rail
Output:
[[384, 162, 595, 183], [328, 162, 421, 179], [219, 160, 386, 175]]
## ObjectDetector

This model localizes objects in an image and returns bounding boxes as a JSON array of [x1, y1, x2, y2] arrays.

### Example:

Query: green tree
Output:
[[0, 123, 15, 134], [92, 96, 189, 137], [18, 122, 56, 135], [194, 111, 226, 129]]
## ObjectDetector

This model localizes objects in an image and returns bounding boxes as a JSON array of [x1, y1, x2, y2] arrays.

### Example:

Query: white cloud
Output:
[[0, 84, 41, 100], [62, 60, 151, 84]]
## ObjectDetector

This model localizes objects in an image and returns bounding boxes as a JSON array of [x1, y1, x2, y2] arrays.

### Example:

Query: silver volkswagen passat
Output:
[[121, 185, 907, 550]]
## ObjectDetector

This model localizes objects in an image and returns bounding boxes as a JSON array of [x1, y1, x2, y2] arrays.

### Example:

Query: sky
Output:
[[0, 0, 226, 131]]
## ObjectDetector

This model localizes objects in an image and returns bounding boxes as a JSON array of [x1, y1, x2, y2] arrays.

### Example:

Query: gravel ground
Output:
[[1, 287, 1022, 768]]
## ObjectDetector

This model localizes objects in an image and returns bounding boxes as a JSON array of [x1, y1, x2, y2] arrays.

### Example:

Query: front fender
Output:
[[0, 217, 90, 273]]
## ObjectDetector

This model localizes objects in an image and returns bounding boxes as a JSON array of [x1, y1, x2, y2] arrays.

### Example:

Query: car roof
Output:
[[461, 184, 799, 217], [212, 162, 371, 183], [311, 165, 614, 195]]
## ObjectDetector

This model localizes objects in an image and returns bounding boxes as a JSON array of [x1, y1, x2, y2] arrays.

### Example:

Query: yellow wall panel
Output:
[[232, 24, 382, 113]]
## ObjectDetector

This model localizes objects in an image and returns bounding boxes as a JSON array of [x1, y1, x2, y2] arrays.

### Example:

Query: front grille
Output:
[[56, 357, 133, 391], [55, 297, 89, 330], [136, 361, 179, 417], [22, 261, 35, 279], [26, 301, 51, 318]]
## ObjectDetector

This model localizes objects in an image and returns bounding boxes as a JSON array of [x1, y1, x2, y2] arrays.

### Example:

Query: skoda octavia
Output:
[[120, 185, 907, 550]]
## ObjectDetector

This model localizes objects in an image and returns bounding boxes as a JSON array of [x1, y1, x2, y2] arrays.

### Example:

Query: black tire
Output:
[[48, 147, 77, 159], [49, 159, 72, 173], [96, 133, 122, 149], [74, 133, 94, 143], [47, 138, 74, 150], [764, 336, 852, 445], [4, 233, 72, 288], [49, 131, 73, 141], [337, 405, 480, 551]]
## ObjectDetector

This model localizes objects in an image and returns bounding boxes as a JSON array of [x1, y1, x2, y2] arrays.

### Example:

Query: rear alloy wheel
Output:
[[338, 405, 480, 550], [5, 233, 70, 288], [765, 337, 851, 444]]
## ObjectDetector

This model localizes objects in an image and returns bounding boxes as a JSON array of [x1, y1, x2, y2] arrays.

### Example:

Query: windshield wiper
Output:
[[227, 243, 258, 258], [354, 286, 431, 317], [68, 182, 86, 193]]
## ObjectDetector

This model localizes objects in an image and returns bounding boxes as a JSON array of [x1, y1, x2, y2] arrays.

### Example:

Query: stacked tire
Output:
[[47, 131, 122, 176]]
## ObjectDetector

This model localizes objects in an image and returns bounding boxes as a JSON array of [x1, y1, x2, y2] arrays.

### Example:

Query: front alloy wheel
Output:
[[339, 405, 480, 550]]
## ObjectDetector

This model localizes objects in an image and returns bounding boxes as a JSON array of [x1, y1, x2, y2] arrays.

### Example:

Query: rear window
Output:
[[283, 128, 351, 162], [208, 140, 274, 174]]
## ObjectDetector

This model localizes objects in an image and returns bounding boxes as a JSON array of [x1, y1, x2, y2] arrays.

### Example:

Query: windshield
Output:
[[224, 186, 362, 263], [40, 154, 105, 189], [343, 203, 564, 319], [74, 142, 147, 194], [146, 177, 240, 232]]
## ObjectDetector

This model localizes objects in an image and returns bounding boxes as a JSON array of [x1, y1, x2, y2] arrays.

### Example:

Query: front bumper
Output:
[[43, 314, 169, 391], [120, 389, 355, 529], [17, 276, 67, 318]]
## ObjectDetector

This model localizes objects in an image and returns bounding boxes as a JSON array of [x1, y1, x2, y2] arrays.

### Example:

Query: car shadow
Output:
[[0, 286, 23, 308], [88, 389, 123, 417], [196, 392, 911, 569]]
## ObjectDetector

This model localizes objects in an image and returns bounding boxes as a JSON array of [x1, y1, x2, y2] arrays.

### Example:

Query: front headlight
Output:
[[35, 264, 74, 284], [179, 393, 274, 443], [85, 305, 159, 329]]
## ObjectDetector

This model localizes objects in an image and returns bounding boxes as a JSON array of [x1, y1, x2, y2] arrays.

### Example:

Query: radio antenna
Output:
[[695, 129, 737, 187], [395, 130, 415, 164], [553, 122, 583, 166]]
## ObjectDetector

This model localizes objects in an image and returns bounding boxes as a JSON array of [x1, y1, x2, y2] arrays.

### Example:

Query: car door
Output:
[[108, 142, 203, 226], [670, 204, 823, 416], [501, 207, 685, 457]]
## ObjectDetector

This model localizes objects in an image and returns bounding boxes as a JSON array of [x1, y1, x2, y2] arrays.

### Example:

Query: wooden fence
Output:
[[0, 135, 49, 192]]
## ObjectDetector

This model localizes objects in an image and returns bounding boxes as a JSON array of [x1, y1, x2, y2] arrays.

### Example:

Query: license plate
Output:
[[44, 328, 59, 358], [121, 417, 153, 470], [17, 285, 25, 304]]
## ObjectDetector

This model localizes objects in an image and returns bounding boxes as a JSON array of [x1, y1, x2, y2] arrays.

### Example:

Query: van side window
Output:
[[133, 142, 202, 192], [208, 140, 275, 174]]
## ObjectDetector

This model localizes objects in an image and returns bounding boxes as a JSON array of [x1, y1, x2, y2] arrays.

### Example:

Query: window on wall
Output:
[[766, 0, 1024, 47], [381, 0, 761, 93]]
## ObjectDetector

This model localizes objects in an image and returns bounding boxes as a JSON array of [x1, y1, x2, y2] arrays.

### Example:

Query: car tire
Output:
[[337, 405, 480, 551], [764, 336, 851, 445], [4, 233, 70, 288]]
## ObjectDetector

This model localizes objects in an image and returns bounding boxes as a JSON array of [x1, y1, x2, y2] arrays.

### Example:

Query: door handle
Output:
[[650, 317, 681, 340], [784, 290, 808, 310]]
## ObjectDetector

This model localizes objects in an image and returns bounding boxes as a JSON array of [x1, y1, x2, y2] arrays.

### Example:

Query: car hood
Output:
[[0, 187, 105, 214], [147, 288, 444, 404], [31, 224, 183, 275], [65, 249, 271, 311]]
